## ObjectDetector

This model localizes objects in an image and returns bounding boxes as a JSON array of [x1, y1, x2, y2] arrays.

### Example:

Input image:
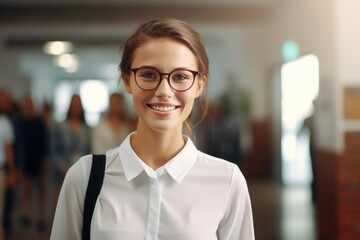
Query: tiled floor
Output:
[[248, 181, 317, 240], [5, 187, 52, 240], [7, 180, 317, 240]]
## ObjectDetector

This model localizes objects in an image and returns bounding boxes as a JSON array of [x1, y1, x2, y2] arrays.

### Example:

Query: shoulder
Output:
[[64, 154, 93, 188], [63, 151, 117, 193], [67, 149, 119, 182], [196, 151, 238, 172], [104, 147, 121, 169], [196, 151, 247, 187], [196, 152, 250, 201]]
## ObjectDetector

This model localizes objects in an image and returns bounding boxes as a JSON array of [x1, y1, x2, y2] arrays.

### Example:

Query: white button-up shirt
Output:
[[50, 133, 254, 240]]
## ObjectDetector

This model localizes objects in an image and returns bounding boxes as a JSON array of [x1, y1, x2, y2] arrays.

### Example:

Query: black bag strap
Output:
[[82, 154, 106, 240]]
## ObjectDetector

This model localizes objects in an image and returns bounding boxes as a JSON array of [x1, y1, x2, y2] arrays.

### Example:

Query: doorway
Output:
[[280, 55, 319, 186]]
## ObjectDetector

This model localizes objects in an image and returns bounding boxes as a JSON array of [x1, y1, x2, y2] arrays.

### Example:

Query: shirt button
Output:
[[148, 229, 156, 235], [158, 169, 165, 175]]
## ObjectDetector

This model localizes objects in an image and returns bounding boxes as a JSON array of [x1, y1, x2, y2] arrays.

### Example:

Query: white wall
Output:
[[241, 25, 268, 120], [336, 0, 360, 85], [0, 44, 31, 101], [335, 0, 360, 134], [200, 23, 269, 120]]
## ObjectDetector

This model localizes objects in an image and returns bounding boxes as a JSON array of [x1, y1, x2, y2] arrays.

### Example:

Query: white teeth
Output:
[[151, 105, 176, 112]]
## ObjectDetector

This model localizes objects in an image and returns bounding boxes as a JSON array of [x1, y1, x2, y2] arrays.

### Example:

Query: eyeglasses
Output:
[[131, 67, 200, 92]]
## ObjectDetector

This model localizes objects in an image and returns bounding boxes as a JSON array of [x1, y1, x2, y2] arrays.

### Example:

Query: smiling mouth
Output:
[[147, 104, 179, 112]]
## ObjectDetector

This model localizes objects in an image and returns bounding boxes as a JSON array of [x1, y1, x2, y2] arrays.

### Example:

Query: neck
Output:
[[131, 125, 185, 170]]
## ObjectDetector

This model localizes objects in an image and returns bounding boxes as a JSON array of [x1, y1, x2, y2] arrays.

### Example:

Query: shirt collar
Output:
[[163, 137, 198, 183], [118, 133, 144, 181], [118, 133, 198, 183]]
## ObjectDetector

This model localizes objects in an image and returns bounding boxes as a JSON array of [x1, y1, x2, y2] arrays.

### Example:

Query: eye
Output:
[[141, 72, 156, 79], [173, 74, 186, 80], [172, 70, 192, 81], [137, 69, 159, 81]]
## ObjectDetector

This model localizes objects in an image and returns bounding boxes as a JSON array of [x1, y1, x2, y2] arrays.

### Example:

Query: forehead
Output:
[[132, 38, 197, 70]]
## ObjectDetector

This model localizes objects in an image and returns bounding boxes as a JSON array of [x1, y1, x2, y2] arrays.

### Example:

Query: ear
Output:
[[121, 73, 132, 94], [194, 75, 207, 98]]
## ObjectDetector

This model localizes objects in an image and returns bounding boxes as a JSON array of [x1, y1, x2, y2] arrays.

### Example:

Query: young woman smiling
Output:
[[50, 18, 255, 240]]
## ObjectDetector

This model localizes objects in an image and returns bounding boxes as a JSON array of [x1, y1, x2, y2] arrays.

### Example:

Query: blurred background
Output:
[[0, 0, 359, 239]]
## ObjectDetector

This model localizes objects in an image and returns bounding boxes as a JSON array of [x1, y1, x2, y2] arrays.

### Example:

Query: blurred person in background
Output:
[[51, 94, 91, 216], [42, 102, 55, 173], [0, 88, 20, 239], [0, 88, 16, 240], [0, 88, 19, 129], [18, 95, 48, 234], [92, 93, 130, 154], [51, 18, 254, 240], [42, 102, 55, 144], [41, 102, 56, 235]]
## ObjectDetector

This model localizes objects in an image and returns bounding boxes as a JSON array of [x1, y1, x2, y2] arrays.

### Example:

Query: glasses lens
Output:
[[135, 68, 160, 90], [170, 70, 195, 91], [134, 68, 196, 91]]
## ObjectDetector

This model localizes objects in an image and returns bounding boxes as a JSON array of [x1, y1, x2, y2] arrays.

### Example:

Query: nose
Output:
[[155, 75, 174, 97]]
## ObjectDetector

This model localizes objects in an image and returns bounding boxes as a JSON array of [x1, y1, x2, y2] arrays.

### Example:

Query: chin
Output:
[[148, 121, 182, 134], [151, 125, 177, 133]]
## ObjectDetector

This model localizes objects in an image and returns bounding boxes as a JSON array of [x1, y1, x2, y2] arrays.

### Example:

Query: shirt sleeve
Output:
[[217, 166, 255, 240], [50, 155, 92, 240]]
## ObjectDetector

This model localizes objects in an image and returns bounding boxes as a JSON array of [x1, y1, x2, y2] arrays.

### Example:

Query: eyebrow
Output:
[[133, 65, 195, 72]]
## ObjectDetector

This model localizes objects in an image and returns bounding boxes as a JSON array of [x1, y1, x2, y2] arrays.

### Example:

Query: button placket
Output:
[[146, 177, 161, 240]]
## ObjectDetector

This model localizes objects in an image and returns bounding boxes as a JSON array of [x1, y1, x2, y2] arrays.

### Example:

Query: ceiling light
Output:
[[54, 54, 79, 73], [54, 54, 77, 68], [43, 41, 73, 55]]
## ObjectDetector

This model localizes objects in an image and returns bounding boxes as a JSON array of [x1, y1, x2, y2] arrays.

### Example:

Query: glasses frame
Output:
[[130, 67, 200, 92]]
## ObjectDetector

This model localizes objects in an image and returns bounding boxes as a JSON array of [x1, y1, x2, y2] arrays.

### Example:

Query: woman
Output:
[[51, 95, 91, 217], [51, 18, 254, 240], [91, 93, 130, 154], [52, 95, 91, 184]]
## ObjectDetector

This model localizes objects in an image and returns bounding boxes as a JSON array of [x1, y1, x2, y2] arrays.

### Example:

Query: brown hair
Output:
[[119, 18, 209, 136], [66, 95, 86, 123]]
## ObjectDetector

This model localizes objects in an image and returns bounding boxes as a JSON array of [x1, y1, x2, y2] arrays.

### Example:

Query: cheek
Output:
[[132, 93, 142, 109], [181, 93, 197, 113], [131, 89, 148, 111]]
